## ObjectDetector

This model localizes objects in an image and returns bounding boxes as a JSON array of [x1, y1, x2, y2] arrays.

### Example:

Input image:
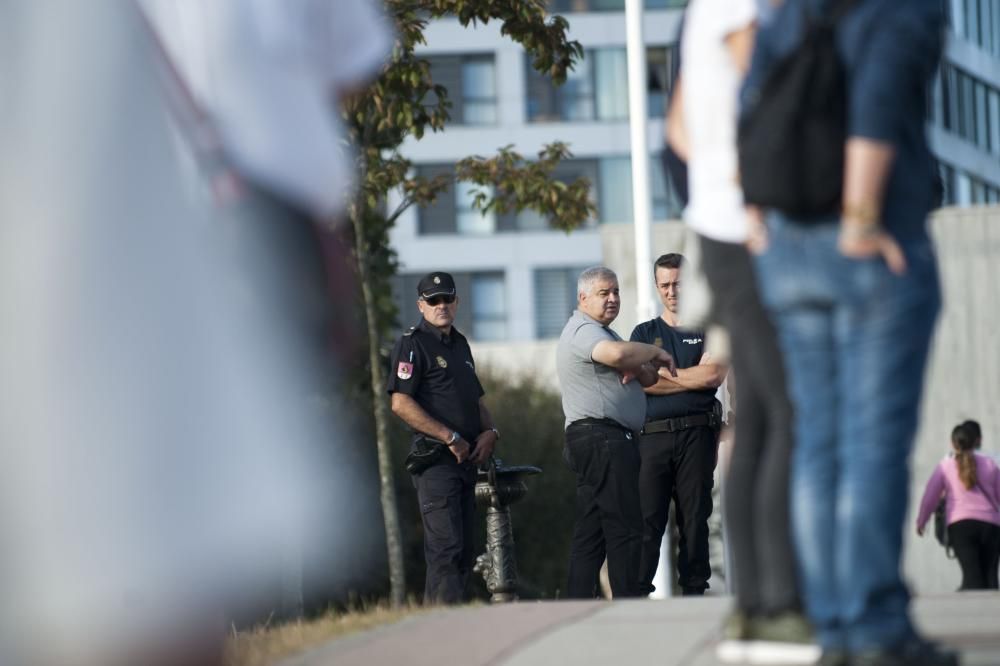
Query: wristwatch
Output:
[[446, 430, 461, 446], [490, 427, 501, 440]]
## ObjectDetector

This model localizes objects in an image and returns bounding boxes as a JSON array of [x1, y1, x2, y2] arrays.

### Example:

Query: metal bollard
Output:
[[473, 457, 541, 602]]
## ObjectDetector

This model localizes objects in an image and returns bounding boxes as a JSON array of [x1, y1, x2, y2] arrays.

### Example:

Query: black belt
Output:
[[569, 417, 635, 435], [641, 412, 719, 435]]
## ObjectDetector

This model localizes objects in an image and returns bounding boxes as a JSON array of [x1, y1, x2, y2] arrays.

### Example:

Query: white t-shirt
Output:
[[680, 0, 757, 243]]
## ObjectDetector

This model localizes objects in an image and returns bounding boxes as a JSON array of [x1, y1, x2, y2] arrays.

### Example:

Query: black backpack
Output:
[[738, 0, 857, 219]]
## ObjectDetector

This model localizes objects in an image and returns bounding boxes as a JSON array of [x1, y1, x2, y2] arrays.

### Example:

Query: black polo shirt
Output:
[[386, 318, 484, 443], [630, 317, 716, 421]]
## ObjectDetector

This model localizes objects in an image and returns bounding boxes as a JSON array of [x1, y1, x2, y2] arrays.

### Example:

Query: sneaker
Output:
[[744, 612, 821, 665], [716, 610, 753, 663], [716, 611, 821, 665], [852, 638, 959, 666]]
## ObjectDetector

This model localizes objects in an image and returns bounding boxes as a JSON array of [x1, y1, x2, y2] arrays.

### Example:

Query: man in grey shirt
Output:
[[557, 266, 676, 598]]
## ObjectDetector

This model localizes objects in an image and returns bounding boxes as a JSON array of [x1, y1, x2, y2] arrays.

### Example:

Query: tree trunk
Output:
[[350, 208, 407, 608]]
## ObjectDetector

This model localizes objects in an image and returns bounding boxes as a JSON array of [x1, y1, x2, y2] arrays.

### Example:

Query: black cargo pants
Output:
[[413, 458, 477, 604]]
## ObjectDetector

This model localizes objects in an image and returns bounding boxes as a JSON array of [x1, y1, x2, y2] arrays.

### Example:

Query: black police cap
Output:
[[417, 271, 457, 298]]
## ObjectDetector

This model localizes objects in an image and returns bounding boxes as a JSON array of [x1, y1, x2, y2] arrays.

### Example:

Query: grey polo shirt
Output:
[[556, 309, 646, 432]]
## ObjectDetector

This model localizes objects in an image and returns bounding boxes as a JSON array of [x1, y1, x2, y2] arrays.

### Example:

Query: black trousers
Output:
[[700, 234, 801, 614], [637, 424, 718, 595], [413, 459, 477, 604], [564, 420, 644, 599], [949, 519, 1000, 590]]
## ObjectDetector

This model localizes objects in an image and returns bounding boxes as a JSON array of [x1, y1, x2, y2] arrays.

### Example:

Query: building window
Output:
[[426, 54, 497, 126], [456, 181, 496, 234], [525, 46, 677, 122], [647, 44, 680, 117], [947, 0, 1000, 59], [534, 266, 588, 338], [597, 154, 682, 224], [414, 165, 497, 236], [989, 87, 1000, 155], [593, 49, 629, 120], [956, 170, 972, 205], [416, 164, 457, 235], [470, 273, 507, 341], [461, 57, 498, 124], [417, 161, 600, 234], [939, 162, 1000, 206], [599, 157, 634, 223], [934, 62, 1000, 154]]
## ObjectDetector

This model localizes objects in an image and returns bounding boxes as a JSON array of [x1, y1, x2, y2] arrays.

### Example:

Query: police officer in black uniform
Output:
[[386, 271, 499, 604], [629, 254, 726, 596]]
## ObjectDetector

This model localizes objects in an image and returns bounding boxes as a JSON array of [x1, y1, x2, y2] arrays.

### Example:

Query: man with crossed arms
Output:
[[557, 266, 676, 598]]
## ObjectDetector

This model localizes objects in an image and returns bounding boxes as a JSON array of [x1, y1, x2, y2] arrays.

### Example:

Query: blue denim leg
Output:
[[754, 215, 940, 653], [834, 233, 939, 651]]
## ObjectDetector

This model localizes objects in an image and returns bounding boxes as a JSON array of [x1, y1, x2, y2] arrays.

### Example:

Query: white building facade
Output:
[[389, 1, 686, 346], [389, 0, 1000, 352]]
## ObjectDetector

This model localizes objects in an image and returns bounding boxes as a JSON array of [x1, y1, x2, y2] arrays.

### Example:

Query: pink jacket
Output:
[[916, 452, 1000, 530]]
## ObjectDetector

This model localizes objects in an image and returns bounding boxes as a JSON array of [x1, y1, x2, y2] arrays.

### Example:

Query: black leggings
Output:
[[700, 235, 801, 615], [948, 519, 1000, 590]]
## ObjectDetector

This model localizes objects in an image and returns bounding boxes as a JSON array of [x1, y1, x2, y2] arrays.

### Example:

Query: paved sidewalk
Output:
[[283, 593, 1000, 666]]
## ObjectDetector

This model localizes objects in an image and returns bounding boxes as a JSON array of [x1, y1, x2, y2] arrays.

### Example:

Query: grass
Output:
[[224, 602, 425, 666]]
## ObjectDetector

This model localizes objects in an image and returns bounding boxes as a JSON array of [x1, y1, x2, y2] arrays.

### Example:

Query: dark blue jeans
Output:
[[754, 214, 940, 653]]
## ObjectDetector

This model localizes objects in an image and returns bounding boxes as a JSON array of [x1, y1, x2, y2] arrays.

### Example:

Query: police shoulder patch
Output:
[[397, 362, 413, 380]]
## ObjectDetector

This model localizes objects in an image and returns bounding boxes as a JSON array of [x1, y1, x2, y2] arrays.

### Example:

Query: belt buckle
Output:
[[664, 419, 676, 433]]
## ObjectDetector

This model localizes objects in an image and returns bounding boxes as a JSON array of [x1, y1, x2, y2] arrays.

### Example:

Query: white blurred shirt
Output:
[[143, 0, 391, 216], [681, 0, 757, 243]]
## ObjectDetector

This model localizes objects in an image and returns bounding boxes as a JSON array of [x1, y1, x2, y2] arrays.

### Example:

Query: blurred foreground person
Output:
[[386, 272, 499, 605], [668, 0, 815, 662], [556, 267, 676, 599], [0, 2, 387, 665], [745, 0, 954, 664], [916, 423, 1000, 590]]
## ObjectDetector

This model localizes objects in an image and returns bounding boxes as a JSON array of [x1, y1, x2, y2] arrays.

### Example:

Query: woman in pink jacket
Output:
[[916, 423, 1000, 589]]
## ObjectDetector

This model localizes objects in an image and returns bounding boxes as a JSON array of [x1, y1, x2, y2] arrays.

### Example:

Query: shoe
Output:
[[852, 638, 959, 666], [743, 612, 822, 665], [682, 586, 706, 596], [716, 611, 821, 665], [716, 610, 752, 663]]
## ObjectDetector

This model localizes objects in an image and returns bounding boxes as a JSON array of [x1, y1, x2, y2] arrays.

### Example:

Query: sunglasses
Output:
[[422, 294, 456, 306]]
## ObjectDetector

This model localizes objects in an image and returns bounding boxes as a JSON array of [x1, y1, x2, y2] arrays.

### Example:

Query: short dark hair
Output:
[[654, 253, 684, 271]]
